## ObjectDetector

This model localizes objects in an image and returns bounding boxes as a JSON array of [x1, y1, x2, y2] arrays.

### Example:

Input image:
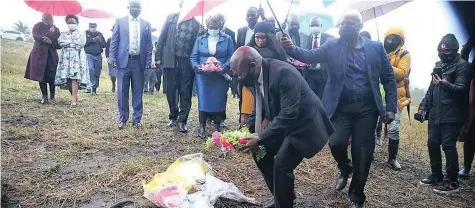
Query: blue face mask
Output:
[[89, 28, 97, 32], [208, 29, 219, 37]]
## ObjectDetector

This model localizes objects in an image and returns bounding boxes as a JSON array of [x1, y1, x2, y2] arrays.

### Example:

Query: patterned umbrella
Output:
[[24, 0, 83, 16]]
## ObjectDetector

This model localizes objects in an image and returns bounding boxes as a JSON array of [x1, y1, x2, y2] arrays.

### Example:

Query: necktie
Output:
[[131, 19, 139, 54], [255, 83, 263, 133], [313, 36, 319, 49]]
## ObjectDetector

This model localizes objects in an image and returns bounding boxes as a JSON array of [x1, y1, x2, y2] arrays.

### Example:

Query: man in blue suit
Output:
[[281, 10, 397, 208], [109, 0, 153, 129]]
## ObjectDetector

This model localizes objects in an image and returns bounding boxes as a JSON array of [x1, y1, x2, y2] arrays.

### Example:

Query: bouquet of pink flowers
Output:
[[205, 128, 267, 161], [201, 57, 223, 72]]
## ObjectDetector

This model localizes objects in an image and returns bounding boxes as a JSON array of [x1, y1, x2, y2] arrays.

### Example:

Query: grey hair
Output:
[[129, 0, 142, 5], [216, 13, 226, 26], [339, 9, 363, 25]]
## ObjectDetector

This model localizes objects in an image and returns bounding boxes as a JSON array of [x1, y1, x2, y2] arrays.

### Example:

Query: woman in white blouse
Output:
[[190, 14, 235, 139]]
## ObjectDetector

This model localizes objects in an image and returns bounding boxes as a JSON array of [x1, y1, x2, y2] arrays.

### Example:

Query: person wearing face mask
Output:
[[84, 23, 106, 95], [231, 46, 334, 208], [381, 26, 412, 171], [55, 15, 90, 107], [417, 34, 472, 193], [236, 6, 266, 127], [25, 13, 61, 104], [303, 17, 333, 98], [109, 0, 153, 129], [190, 15, 235, 139], [276, 14, 309, 50], [280, 10, 397, 208]]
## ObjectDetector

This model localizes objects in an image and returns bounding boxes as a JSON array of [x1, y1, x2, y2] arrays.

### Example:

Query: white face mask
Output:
[[311, 26, 321, 35], [68, 23, 78, 31]]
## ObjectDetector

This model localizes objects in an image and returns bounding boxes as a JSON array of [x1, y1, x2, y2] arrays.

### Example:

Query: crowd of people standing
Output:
[[22, 0, 474, 207]]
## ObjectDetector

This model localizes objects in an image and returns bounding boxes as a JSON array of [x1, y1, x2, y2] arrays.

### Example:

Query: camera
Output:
[[414, 111, 427, 123]]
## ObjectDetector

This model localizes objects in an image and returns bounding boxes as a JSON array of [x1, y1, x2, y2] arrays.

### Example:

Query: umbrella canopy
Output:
[[349, 0, 411, 22], [24, 0, 83, 16], [79, 9, 115, 19], [299, 13, 334, 35], [178, 0, 228, 23]]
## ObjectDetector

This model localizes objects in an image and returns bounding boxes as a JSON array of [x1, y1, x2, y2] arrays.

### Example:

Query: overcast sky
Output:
[[0, 0, 472, 89]]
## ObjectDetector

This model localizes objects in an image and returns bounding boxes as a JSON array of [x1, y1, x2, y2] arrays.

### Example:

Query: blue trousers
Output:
[[86, 54, 103, 90], [117, 59, 144, 123]]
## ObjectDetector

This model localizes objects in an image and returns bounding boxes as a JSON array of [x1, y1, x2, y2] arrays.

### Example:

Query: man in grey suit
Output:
[[109, 0, 153, 129]]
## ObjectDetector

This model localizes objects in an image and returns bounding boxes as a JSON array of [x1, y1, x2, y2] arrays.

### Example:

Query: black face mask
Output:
[[438, 51, 457, 63], [239, 74, 256, 88], [384, 42, 399, 53], [288, 26, 300, 34], [339, 24, 360, 41]]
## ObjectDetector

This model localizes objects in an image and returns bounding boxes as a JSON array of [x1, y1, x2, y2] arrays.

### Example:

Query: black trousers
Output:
[[154, 68, 163, 93], [328, 98, 378, 204], [304, 69, 326, 99], [254, 137, 303, 208], [199, 111, 224, 124], [463, 132, 475, 171], [163, 57, 194, 123], [39, 53, 56, 97], [427, 122, 462, 181]]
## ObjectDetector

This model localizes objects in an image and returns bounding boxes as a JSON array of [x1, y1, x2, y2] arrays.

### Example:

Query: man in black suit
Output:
[[236, 7, 265, 49], [303, 17, 333, 98], [231, 46, 335, 208]]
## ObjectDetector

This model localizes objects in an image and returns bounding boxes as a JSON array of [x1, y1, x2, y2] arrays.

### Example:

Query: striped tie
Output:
[[255, 83, 263, 133]]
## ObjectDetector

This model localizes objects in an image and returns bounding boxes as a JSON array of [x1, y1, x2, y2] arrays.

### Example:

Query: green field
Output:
[[1, 39, 474, 207]]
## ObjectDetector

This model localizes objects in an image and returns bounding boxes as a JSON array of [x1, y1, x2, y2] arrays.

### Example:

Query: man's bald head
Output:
[[42, 13, 53, 25], [288, 14, 299, 25], [310, 17, 321, 27], [231, 46, 263, 84]]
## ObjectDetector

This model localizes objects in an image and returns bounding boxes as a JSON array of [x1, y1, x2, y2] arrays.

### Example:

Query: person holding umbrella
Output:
[[25, 13, 61, 104], [281, 9, 397, 208]]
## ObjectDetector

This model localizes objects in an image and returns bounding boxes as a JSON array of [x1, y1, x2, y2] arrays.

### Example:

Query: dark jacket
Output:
[[25, 22, 61, 82], [223, 27, 236, 47], [247, 59, 335, 159], [288, 37, 398, 119], [155, 13, 179, 69], [84, 30, 106, 55], [419, 56, 473, 124], [458, 64, 475, 142], [236, 26, 249, 49]]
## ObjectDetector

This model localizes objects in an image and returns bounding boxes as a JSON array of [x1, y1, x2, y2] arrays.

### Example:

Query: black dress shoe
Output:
[[459, 168, 470, 179], [335, 173, 349, 191], [133, 122, 143, 129], [177, 122, 188, 133], [198, 123, 206, 139], [118, 122, 126, 129], [41, 96, 48, 104], [167, 119, 176, 127], [349, 201, 364, 208]]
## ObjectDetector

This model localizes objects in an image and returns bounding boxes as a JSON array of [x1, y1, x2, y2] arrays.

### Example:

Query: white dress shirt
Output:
[[245, 27, 254, 46], [312, 33, 322, 49], [129, 14, 141, 55], [257, 66, 264, 97]]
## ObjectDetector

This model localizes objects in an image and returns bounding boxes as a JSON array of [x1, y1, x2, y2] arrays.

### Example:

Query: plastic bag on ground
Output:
[[143, 153, 257, 208]]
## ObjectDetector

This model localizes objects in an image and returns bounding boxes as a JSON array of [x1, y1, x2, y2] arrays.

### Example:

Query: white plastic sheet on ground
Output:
[[143, 153, 257, 208]]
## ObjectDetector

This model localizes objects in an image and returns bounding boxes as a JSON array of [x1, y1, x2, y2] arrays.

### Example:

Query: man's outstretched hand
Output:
[[384, 111, 396, 124], [280, 33, 294, 50], [240, 136, 259, 153]]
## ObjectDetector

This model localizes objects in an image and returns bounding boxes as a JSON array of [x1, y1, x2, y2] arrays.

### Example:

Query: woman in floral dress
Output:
[[55, 15, 89, 106]]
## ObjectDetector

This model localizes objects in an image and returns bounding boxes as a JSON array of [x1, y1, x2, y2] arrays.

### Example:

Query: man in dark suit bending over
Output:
[[231, 46, 335, 208]]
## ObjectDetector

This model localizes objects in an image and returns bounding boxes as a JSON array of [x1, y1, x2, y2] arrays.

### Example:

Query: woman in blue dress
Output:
[[190, 14, 235, 139]]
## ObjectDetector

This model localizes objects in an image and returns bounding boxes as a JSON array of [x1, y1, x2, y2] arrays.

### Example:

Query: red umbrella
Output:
[[80, 9, 115, 19], [25, 0, 83, 16], [178, 0, 228, 23]]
